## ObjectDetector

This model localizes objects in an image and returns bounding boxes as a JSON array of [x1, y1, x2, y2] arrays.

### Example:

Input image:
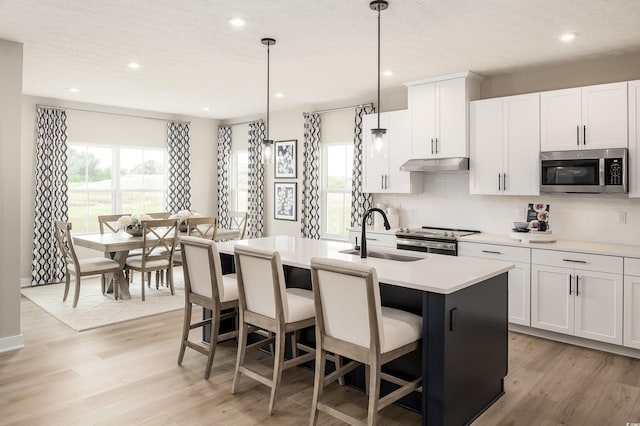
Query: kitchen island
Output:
[[214, 236, 514, 426]]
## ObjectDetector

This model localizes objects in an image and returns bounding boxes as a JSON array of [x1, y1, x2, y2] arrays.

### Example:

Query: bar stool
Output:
[[231, 245, 316, 415], [309, 257, 423, 426], [177, 236, 238, 379]]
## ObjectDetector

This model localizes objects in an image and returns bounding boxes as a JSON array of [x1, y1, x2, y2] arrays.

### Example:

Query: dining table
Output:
[[73, 227, 242, 300]]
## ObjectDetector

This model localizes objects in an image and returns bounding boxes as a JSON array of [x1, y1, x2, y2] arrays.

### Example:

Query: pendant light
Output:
[[261, 37, 276, 165], [370, 0, 388, 152]]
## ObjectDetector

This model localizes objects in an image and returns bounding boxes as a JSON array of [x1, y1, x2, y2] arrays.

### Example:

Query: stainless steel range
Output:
[[395, 226, 480, 256]]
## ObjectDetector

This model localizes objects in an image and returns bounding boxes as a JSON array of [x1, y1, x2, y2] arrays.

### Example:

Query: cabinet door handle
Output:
[[568, 274, 572, 295], [431, 138, 434, 154], [576, 275, 580, 296], [366, 237, 378, 241], [482, 250, 502, 255], [435, 137, 439, 154], [583, 125, 586, 145], [498, 173, 502, 191], [381, 175, 384, 190], [502, 173, 507, 191], [384, 174, 388, 189], [562, 259, 587, 264], [576, 125, 580, 146], [449, 307, 457, 331]]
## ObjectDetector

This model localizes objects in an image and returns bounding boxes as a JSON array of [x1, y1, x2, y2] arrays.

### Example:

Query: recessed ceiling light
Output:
[[382, 70, 393, 77], [228, 17, 246, 28], [127, 62, 140, 69], [203, 107, 210, 112], [559, 32, 576, 42], [68, 87, 78, 93], [275, 92, 284, 98]]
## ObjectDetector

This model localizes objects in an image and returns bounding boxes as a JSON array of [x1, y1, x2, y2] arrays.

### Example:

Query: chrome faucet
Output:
[[360, 207, 390, 259]]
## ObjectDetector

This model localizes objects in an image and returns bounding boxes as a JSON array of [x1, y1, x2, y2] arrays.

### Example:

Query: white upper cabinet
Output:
[[406, 72, 481, 159], [469, 93, 540, 195], [362, 110, 422, 194], [541, 82, 628, 151], [629, 80, 640, 198]]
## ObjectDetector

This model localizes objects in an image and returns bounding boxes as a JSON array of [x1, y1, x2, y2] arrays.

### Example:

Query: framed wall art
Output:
[[274, 139, 297, 178], [274, 182, 297, 221]]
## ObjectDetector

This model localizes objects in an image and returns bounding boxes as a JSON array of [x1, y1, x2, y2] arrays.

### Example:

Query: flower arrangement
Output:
[[169, 210, 202, 231], [116, 213, 153, 236]]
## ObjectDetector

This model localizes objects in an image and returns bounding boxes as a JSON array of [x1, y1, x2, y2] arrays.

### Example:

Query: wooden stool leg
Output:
[[231, 320, 248, 394], [177, 301, 192, 365], [335, 354, 345, 386], [204, 309, 220, 379], [168, 267, 174, 295], [310, 347, 327, 425], [366, 361, 382, 426], [268, 329, 286, 415]]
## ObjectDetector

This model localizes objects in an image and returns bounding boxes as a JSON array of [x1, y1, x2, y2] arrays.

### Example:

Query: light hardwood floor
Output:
[[1, 297, 639, 425]]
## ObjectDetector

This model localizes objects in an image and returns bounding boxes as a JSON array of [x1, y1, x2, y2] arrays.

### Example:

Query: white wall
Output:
[[0, 39, 24, 351], [20, 96, 219, 282]]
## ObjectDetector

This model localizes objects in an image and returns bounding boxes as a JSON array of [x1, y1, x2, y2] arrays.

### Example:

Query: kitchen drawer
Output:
[[458, 242, 530, 263], [532, 249, 622, 274], [624, 257, 640, 276]]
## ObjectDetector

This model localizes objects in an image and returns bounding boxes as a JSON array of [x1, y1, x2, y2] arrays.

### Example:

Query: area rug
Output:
[[21, 269, 185, 332]]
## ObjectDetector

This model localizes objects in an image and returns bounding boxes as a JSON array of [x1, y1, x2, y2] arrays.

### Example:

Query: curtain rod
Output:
[[36, 104, 191, 125], [305, 102, 373, 115], [220, 119, 262, 128]]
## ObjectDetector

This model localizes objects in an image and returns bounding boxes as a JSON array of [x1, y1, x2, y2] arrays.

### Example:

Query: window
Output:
[[321, 143, 353, 239], [231, 151, 248, 212], [67, 144, 166, 233]]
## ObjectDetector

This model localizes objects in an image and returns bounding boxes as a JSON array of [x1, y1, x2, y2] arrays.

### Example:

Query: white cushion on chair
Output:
[[285, 288, 315, 323], [68, 258, 120, 274], [380, 307, 422, 353], [220, 274, 239, 302], [125, 256, 170, 269]]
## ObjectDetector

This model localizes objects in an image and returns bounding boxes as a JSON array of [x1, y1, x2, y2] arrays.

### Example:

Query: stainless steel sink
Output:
[[339, 249, 423, 262]]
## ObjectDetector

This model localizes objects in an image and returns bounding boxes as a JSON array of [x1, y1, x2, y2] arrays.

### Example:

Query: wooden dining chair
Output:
[[125, 219, 178, 301], [228, 211, 247, 239], [232, 245, 316, 415], [98, 213, 132, 290], [172, 216, 218, 267], [309, 257, 423, 426], [54, 221, 123, 307], [177, 236, 238, 379]]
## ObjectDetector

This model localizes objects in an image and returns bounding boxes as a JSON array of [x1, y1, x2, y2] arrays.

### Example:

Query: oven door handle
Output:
[[396, 239, 456, 251]]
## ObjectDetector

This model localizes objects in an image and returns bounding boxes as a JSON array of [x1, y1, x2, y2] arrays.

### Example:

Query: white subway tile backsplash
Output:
[[375, 173, 640, 245]]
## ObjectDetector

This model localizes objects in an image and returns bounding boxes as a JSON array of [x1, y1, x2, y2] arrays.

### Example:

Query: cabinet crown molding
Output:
[[404, 71, 484, 87]]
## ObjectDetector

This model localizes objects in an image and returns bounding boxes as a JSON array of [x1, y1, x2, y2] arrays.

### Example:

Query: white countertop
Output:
[[215, 236, 513, 295], [460, 233, 640, 258]]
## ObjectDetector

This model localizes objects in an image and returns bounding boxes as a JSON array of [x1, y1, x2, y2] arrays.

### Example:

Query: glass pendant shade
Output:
[[262, 139, 274, 164], [372, 128, 386, 153]]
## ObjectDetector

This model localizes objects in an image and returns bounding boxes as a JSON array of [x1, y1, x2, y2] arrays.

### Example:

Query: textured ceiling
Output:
[[1, 0, 640, 119]]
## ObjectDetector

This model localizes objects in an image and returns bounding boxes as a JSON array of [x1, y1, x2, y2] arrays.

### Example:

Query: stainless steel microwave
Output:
[[540, 148, 628, 194]]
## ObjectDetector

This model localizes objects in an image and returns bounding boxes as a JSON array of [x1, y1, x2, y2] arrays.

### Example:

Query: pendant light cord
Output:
[[266, 43, 270, 141], [376, 6, 381, 129]]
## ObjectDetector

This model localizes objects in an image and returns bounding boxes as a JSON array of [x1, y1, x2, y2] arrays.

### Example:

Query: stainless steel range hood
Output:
[[400, 157, 469, 172]]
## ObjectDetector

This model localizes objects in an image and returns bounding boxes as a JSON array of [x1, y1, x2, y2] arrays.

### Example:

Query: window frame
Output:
[[230, 150, 249, 212], [320, 142, 353, 241], [66, 143, 167, 234]]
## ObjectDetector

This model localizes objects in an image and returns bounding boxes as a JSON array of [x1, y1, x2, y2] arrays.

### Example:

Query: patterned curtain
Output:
[[166, 122, 191, 213], [247, 121, 265, 238], [350, 104, 375, 227], [301, 113, 321, 239], [32, 106, 69, 285], [217, 126, 232, 229]]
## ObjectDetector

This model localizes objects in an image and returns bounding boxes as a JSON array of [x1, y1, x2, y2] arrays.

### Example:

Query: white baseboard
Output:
[[0, 334, 24, 353], [510, 324, 640, 359]]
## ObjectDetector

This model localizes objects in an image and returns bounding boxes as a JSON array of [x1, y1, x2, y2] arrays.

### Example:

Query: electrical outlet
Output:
[[617, 211, 627, 224]]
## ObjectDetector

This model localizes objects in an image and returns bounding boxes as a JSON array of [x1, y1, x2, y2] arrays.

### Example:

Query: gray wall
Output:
[[0, 39, 24, 352]]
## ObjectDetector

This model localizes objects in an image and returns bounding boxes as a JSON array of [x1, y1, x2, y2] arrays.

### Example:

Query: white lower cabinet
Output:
[[623, 258, 640, 349], [458, 242, 531, 326], [531, 250, 623, 345]]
